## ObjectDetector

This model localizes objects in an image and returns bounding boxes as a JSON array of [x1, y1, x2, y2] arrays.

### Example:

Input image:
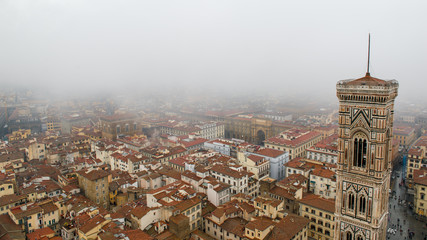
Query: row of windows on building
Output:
[[0, 185, 13, 191], [309, 224, 332, 236], [213, 173, 247, 185], [304, 207, 334, 220]]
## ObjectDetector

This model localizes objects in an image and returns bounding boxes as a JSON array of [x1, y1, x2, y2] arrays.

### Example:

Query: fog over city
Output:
[[1, 0, 426, 105], [2, 2, 427, 239]]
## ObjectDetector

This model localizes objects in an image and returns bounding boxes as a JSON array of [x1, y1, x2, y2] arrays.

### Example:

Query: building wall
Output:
[[207, 184, 231, 206], [181, 202, 202, 231], [309, 175, 336, 199], [239, 155, 270, 180], [250, 152, 289, 181], [42, 208, 59, 230], [203, 141, 231, 156], [77, 175, 110, 210], [245, 226, 274, 240], [9, 209, 41, 233], [300, 204, 335, 240], [265, 134, 323, 160], [137, 209, 161, 230], [0, 182, 15, 197], [28, 142, 46, 160], [254, 198, 283, 219], [204, 217, 242, 240], [224, 117, 292, 144], [414, 183, 427, 216], [100, 119, 139, 140], [61, 118, 90, 134], [307, 150, 337, 164], [210, 170, 249, 195], [406, 152, 424, 187]]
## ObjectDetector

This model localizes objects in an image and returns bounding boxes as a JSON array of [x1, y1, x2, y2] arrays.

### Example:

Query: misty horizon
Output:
[[1, 0, 426, 105]]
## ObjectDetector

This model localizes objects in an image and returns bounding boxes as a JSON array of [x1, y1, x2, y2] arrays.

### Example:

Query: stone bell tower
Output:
[[334, 65, 398, 240]]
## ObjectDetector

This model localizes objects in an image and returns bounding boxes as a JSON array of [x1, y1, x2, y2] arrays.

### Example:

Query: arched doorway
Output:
[[256, 130, 266, 145]]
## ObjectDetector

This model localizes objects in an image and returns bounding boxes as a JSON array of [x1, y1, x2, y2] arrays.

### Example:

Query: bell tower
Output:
[[334, 69, 398, 240]]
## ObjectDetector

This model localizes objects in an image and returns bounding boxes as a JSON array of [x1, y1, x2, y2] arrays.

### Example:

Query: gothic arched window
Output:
[[348, 193, 355, 210], [359, 195, 366, 214], [353, 137, 367, 168], [347, 232, 353, 240], [357, 236, 363, 240]]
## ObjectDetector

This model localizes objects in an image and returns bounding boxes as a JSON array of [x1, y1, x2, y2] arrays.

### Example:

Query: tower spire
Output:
[[367, 33, 371, 76]]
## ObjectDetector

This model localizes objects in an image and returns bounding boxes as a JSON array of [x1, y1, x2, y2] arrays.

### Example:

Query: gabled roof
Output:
[[267, 214, 310, 240], [246, 217, 274, 231], [26, 227, 55, 240], [77, 169, 110, 181], [310, 167, 335, 180], [255, 148, 285, 158], [220, 217, 248, 238], [79, 215, 106, 234], [130, 206, 155, 219], [414, 167, 427, 186], [299, 193, 335, 213]]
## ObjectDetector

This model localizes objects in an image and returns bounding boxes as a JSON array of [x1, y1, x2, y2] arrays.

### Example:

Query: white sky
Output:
[[0, 0, 426, 103]]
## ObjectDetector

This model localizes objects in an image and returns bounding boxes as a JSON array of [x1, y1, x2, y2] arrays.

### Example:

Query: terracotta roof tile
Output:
[[26, 227, 55, 240], [79, 215, 106, 234], [299, 193, 335, 213], [77, 169, 110, 181], [414, 168, 427, 186], [245, 217, 274, 231], [265, 130, 322, 147], [268, 214, 310, 240], [220, 217, 248, 237], [255, 148, 285, 158]]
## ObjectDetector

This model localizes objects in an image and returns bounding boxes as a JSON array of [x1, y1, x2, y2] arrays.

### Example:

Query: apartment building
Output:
[[210, 164, 250, 195], [306, 134, 338, 164], [76, 169, 110, 209], [299, 194, 335, 240], [265, 129, 323, 160]]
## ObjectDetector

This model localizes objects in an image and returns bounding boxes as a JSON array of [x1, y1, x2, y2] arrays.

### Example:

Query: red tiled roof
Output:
[[130, 206, 154, 219], [269, 186, 295, 200], [77, 169, 110, 181], [220, 217, 247, 238], [268, 214, 310, 240], [255, 148, 285, 158], [26, 227, 55, 240], [299, 193, 335, 213], [169, 157, 188, 167], [210, 165, 249, 179], [414, 168, 427, 186], [79, 215, 106, 234], [311, 134, 338, 151], [265, 131, 322, 147], [345, 73, 387, 86], [310, 167, 336, 179], [123, 229, 153, 240], [408, 148, 424, 157], [245, 217, 274, 231], [393, 126, 415, 136], [284, 158, 305, 169], [179, 138, 208, 148], [247, 154, 264, 163]]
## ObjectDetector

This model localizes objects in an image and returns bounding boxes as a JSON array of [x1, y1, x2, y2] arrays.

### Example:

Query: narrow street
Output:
[[387, 164, 426, 240]]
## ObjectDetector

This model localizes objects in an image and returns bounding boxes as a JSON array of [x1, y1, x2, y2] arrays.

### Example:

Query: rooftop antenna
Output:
[[367, 33, 371, 76]]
